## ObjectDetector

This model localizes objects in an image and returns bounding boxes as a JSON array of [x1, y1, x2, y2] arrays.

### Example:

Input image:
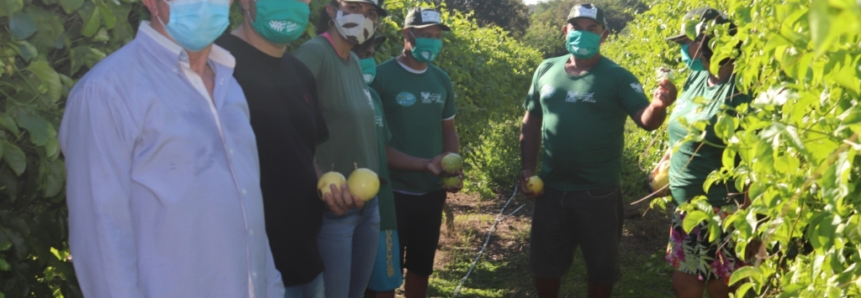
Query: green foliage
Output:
[[604, 0, 861, 296], [444, 0, 531, 38], [0, 0, 144, 296], [0, 1, 539, 296], [523, 0, 648, 58]]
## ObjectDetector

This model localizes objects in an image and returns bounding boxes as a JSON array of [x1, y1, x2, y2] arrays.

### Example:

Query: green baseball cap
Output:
[[567, 3, 607, 28], [404, 7, 451, 31], [343, 0, 388, 17], [666, 7, 732, 43]]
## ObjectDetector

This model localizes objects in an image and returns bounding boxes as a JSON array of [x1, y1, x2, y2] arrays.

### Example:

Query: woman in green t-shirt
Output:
[[654, 8, 755, 298], [293, 1, 387, 297]]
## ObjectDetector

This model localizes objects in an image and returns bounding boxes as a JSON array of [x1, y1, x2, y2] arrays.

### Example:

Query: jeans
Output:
[[318, 198, 381, 298], [284, 273, 325, 298]]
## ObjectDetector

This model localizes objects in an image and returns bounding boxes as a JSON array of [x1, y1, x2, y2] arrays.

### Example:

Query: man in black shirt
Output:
[[216, 0, 330, 297]]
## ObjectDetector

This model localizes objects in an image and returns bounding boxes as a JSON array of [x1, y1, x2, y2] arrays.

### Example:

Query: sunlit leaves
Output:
[[604, 0, 861, 296]]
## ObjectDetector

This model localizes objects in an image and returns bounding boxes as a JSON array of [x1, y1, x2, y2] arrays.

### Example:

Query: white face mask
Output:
[[333, 10, 376, 45]]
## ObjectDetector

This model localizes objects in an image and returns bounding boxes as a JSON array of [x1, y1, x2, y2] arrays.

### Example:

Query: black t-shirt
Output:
[[216, 34, 329, 286]]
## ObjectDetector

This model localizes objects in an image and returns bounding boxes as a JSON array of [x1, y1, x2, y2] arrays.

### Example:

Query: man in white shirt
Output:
[[58, 0, 285, 297]]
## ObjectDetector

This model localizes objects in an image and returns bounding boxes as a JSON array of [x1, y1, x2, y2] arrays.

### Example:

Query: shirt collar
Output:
[[137, 21, 235, 68]]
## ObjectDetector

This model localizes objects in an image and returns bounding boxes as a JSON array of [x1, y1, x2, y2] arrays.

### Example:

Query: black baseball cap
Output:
[[666, 7, 733, 43], [404, 7, 451, 31]]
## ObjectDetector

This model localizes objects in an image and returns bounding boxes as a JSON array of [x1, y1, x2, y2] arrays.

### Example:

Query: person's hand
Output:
[[519, 169, 542, 199], [652, 79, 678, 109], [426, 153, 446, 176], [321, 184, 364, 215], [441, 172, 464, 193]]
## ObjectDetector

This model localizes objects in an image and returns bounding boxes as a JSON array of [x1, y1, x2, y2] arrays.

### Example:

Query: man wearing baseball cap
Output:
[[519, 3, 676, 298], [369, 7, 461, 298]]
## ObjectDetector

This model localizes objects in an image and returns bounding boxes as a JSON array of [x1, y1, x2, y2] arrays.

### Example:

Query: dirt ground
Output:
[[393, 190, 675, 298]]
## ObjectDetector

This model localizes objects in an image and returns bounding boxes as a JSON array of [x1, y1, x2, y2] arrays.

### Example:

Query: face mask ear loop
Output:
[[407, 29, 418, 50], [156, 0, 170, 28]]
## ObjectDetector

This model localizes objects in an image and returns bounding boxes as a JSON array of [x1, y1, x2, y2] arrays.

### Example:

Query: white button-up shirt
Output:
[[58, 22, 284, 298]]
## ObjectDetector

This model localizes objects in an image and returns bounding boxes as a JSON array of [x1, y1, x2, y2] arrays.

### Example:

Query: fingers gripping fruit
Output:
[[526, 176, 543, 194], [318, 172, 347, 198]]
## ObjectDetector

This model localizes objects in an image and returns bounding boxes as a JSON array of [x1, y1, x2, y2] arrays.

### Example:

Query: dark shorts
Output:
[[529, 186, 623, 284], [394, 189, 447, 276]]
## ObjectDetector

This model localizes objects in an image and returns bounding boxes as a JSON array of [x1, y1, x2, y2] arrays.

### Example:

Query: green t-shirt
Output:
[[524, 55, 650, 191], [668, 70, 751, 206], [295, 36, 378, 176], [370, 88, 397, 230], [371, 59, 457, 193]]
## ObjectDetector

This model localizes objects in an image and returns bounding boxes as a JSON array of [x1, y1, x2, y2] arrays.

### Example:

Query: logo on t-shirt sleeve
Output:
[[396, 92, 417, 106], [540, 85, 556, 99], [630, 83, 644, 94]]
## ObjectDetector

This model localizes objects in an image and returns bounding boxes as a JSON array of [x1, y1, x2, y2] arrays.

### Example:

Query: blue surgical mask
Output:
[[681, 44, 705, 71], [566, 30, 601, 59], [158, 0, 230, 52], [360, 57, 376, 84]]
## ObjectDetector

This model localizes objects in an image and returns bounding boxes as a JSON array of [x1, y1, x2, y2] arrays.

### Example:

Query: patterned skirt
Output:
[[665, 206, 747, 283]]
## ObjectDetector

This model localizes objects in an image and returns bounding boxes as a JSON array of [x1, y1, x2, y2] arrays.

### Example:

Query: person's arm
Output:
[[442, 119, 459, 154], [58, 83, 144, 298], [633, 79, 677, 130], [386, 145, 446, 175], [519, 111, 543, 198]]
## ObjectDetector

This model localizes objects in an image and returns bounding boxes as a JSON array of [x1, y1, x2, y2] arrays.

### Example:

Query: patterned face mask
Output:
[[332, 10, 376, 45]]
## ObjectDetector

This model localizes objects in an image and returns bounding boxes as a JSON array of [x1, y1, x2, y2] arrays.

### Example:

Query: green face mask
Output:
[[409, 31, 443, 63], [566, 30, 601, 59], [251, 0, 310, 44], [360, 57, 377, 84]]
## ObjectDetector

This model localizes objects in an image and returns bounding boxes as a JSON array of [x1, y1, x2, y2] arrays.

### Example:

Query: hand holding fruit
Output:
[[652, 79, 678, 109], [520, 170, 543, 199], [649, 160, 670, 195], [440, 173, 464, 193], [427, 152, 463, 177], [318, 165, 380, 214], [319, 179, 363, 215]]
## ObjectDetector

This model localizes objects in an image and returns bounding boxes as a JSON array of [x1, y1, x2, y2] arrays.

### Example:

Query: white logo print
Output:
[[421, 92, 443, 104], [269, 20, 287, 33], [285, 21, 300, 33], [540, 85, 556, 99], [364, 89, 375, 110], [630, 83, 644, 94], [565, 91, 596, 103]]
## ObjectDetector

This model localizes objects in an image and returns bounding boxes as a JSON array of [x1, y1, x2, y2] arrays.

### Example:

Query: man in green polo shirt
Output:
[[370, 7, 460, 298], [519, 3, 677, 298]]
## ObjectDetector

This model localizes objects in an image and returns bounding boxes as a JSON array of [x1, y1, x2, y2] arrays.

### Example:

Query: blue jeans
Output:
[[318, 198, 381, 298], [284, 273, 325, 298]]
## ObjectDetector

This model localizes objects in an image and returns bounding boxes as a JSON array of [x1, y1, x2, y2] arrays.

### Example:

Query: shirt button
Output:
[[229, 149, 234, 155], [252, 271, 257, 278], [242, 189, 247, 195], [249, 229, 254, 235]]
